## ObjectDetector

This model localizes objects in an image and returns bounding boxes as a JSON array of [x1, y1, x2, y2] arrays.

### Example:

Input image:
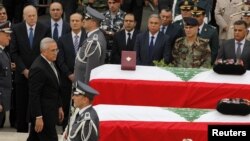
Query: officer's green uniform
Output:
[[172, 36, 211, 68]]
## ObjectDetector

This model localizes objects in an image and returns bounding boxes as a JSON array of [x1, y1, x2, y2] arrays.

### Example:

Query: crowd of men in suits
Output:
[[1, 0, 250, 141]]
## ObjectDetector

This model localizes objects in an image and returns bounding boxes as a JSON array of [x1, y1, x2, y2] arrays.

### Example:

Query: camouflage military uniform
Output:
[[100, 9, 126, 33], [172, 37, 211, 68], [100, 9, 126, 63], [81, 0, 108, 12]]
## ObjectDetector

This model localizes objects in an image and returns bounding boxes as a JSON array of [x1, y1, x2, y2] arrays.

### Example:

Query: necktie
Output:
[[29, 27, 34, 48], [161, 26, 165, 34], [74, 112, 80, 123], [236, 42, 242, 59], [53, 23, 59, 40], [149, 36, 155, 57], [126, 32, 132, 50], [74, 35, 79, 53], [50, 62, 59, 82]]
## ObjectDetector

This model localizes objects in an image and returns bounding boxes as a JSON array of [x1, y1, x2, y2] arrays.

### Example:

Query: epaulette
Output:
[[175, 37, 185, 42], [198, 37, 209, 43], [173, 20, 183, 26], [207, 24, 217, 30]]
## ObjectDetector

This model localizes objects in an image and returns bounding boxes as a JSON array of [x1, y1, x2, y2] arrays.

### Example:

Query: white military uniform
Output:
[[215, 0, 242, 40]]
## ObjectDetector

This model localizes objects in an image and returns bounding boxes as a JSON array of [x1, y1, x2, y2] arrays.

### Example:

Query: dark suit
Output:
[[27, 55, 62, 141], [60, 0, 78, 22], [158, 0, 174, 11], [164, 23, 182, 47], [121, 0, 144, 30], [134, 31, 171, 66], [68, 106, 99, 141], [111, 29, 140, 64], [217, 39, 250, 70], [199, 24, 220, 64], [162, 23, 183, 62], [42, 19, 71, 41], [56, 31, 86, 130], [10, 21, 49, 132]]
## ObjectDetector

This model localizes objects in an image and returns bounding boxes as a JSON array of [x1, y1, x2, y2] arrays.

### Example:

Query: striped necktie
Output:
[[74, 35, 79, 53]]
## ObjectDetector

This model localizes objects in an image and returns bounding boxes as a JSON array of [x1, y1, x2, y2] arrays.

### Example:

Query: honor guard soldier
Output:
[[62, 80, 99, 141], [172, 17, 211, 68], [74, 6, 107, 84], [0, 21, 12, 124]]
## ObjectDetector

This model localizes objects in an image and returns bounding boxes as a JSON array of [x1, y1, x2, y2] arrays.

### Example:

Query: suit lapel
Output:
[[22, 23, 31, 50], [122, 30, 127, 50], [70, 33, 76, 55], [132, 30, 139, 48], [41, 56, 59, 85], [144, 32, 150, 55], [241, 41, 250, 58], [153, 33, 162, 56], [33, 23, 42, 49]]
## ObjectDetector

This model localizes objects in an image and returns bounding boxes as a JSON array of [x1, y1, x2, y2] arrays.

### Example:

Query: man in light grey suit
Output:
[[74, 6, 106, 84], [216, 20, 250, 70]]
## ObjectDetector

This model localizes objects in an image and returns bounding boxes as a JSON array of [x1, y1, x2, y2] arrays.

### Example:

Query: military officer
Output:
[[74, 6, 107, 84], [242, 11, 250, 40], [214, 0, 242, 44], [172, 17, 211, 68], [227, 1, 250, 40], [174, 0, 212, 23], [192, 4, 220, 65], [0, 21, 12, 124], [62, 80, 99, 141], [172, 0, 193, 38], [173, 0, 194, 24]]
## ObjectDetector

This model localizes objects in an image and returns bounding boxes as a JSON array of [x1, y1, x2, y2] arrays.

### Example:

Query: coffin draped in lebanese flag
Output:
[[94, 104, 250, 141], [89, 65, 250, 108]]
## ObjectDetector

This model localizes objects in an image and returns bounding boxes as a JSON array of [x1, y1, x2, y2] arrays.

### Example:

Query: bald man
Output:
[[10, 5, 50, 132]]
